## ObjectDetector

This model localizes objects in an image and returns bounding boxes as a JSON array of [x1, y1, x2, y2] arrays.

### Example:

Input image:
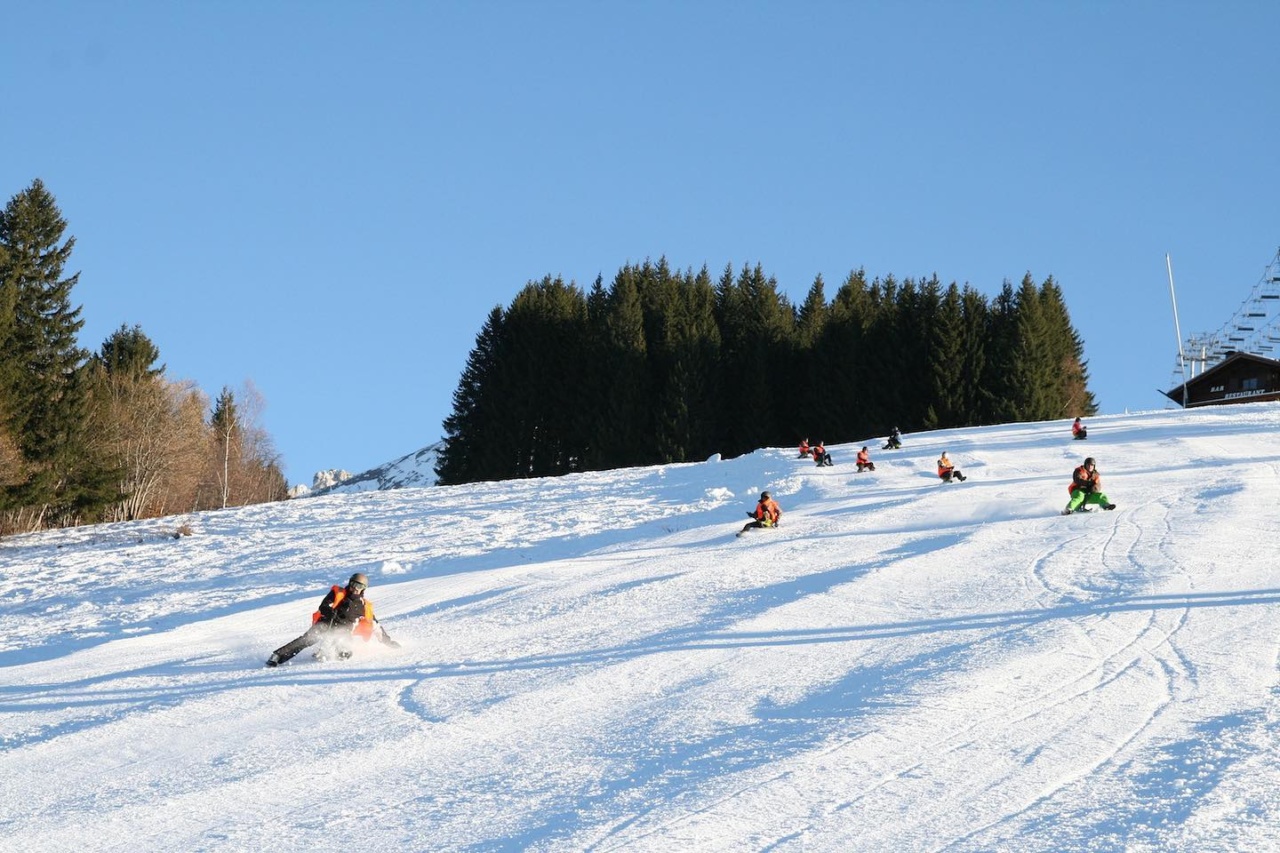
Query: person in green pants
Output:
[[1062, 457, 1116, 514]]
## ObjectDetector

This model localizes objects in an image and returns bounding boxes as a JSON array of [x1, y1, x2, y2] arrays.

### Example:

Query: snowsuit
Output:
[[856, 449, 875, 472], [812, 443, 833, 467], [1063, 464, 1114, 513], [1072, 419, 1088, 440], [883, 429, 902, 450], [269, 584, 391, 665], [937, 455, 966, 483], [741, 497, 782, 533]]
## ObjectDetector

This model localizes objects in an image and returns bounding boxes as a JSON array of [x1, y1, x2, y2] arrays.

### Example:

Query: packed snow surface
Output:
[[5, 405, 1280, 851]]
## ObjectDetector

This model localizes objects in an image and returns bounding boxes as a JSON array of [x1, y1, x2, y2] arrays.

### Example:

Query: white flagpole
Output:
[[1167, 253, 1189, 407]]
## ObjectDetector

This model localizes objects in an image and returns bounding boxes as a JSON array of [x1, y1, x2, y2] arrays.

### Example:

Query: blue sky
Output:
[[4, 2, 1277, 486]]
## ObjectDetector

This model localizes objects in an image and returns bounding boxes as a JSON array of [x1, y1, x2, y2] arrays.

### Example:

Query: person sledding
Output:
[[1072, 417, 1088, 440], [1061, 456, 1116, 514], [738, 490, 782, 536], [937, 451, 967, 483], [267, 572, 400, 666], [798, 438, 811, 458], [883, 426, 903, 450], [856, 446, 875, 472], [811, 440, 833, 467]]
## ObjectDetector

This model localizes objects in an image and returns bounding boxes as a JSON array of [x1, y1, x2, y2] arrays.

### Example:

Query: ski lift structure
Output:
[[1165, 245, 1280, 409], [1169, 245, 1280, 388]]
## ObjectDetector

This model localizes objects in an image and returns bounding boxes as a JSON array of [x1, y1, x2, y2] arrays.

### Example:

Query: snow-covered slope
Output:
[[5, 405, 1280, 851]]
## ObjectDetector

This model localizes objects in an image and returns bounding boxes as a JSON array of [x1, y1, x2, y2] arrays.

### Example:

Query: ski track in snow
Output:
[[5, 406, 1280, 850]]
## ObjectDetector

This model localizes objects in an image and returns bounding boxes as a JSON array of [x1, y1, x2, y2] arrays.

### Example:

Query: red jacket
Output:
[[753, 498, 782, 524], [857, 449, 870, 465], [1069, 465, 1101, 495]]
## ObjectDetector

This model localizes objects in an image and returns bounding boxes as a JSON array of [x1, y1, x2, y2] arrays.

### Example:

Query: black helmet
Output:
[[1083, 457, 1095, 467], [348, 572, 369, 591], [760, 491, 771, 501]]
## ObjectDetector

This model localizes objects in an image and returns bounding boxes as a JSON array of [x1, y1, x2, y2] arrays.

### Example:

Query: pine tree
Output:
[[436, 306, 510, 485], [714, 263, 793, 456], [1009, 273, 1056, 421], [983, 282, 1021, 425], [601, 266, 650, 467], [819, 269, 872, 439], [956, 286, 990, 426], [858, 276, 902, 435], [1038, 277, 1097, 416], [0, 179, 114, 524], [924, 279, 963, 429], [495, 277, 589, 478], [790, 275, 830, 440], [96, 323, 165, 381], [578, 276, 611, 471], [649, 265, 721, 464]]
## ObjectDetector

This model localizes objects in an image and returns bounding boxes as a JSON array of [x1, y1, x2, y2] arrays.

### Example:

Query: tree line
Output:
[[435, 258, 1096, 485], [0, 179, 285, 534]]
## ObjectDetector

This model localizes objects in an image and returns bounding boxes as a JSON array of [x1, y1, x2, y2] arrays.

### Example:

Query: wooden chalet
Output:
[[1163, 351, 1280, 408]]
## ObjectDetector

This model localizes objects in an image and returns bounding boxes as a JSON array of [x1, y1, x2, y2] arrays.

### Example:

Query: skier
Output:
[[856, 446, 875, 472], [1061, 457, 1116, 514], [738, 490, 782, 536], [266, 572, 400, 667], [1072, 417, 1088, 440], [883, 427, 903, 450], [937, 452, 967, 483], [812, 440, 833, 467]]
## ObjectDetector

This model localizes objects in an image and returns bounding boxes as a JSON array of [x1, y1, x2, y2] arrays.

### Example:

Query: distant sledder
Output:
[[266, 572, 400, 667], [811, 440, 833, 467], [883, 427, 903, 450], [738, 491, 782, 537], [1072, 417, 1088, 440], [1061, 457, 1116, 514], [937, 452, 967, 483], [856, 446, 875, 472]]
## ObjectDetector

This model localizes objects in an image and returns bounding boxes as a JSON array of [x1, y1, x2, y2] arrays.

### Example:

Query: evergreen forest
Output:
[[0, 179, 286, 534], [436, 259, 1096, 485]]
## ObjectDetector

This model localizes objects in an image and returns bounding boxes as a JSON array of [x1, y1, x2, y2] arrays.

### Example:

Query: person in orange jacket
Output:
[[856, 446, 875, 472], [937, 451, 967, 483], [267, 572, 399, 666], [738, 490, 782, 536], [1062, 456, 1115, 514], [811, 440, 833, 467], [1072, 417, 1088, 440], [798, 438, 811, 458]]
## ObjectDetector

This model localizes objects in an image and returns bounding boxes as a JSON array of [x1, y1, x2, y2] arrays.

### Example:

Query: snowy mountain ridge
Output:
[[294, 440, 442, 497], [5, 404, 1280, 851]]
